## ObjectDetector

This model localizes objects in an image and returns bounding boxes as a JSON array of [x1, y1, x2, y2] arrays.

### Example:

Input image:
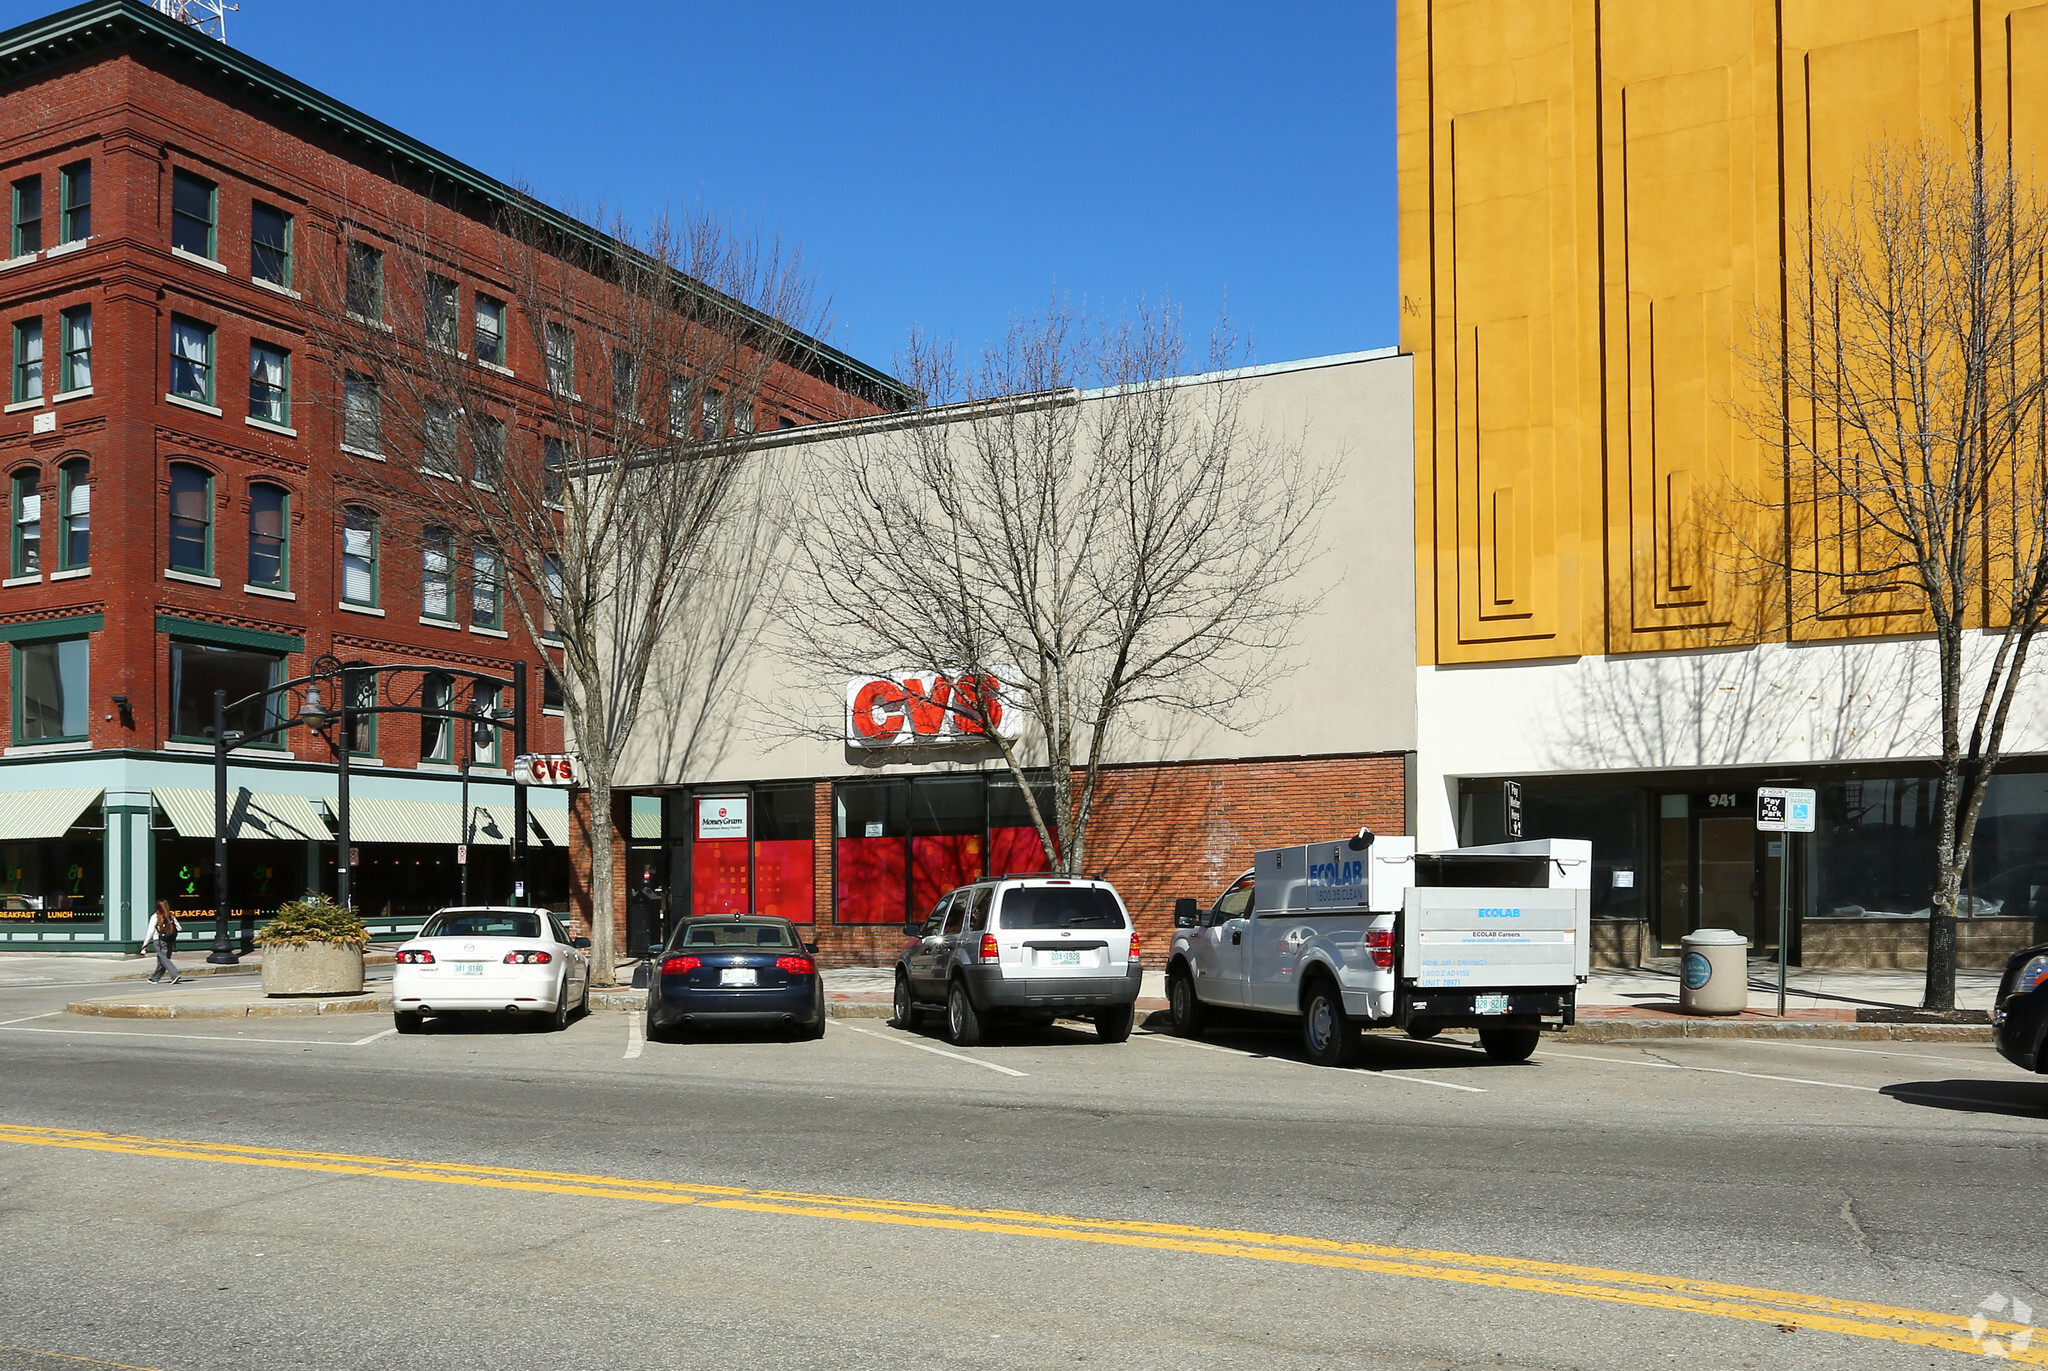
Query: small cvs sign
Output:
[[1755, 786, 1815, 833], [515, 753, 581, 787]]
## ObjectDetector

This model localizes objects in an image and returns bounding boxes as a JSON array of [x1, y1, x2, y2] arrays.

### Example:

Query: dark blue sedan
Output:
[[645, 915, 826, 1041], [1992, 942, 2048, 1071]]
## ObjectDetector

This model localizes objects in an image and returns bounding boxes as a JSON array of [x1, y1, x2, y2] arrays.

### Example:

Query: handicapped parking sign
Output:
[[1756, 787, 1816, 833]]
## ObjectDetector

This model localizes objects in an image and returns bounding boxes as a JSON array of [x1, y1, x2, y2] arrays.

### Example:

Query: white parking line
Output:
[[842, 1023, 1027, 1077], [1545, 1048, 1881, 1093], [1748, 1040, 2005, 1072], [348, 1027, 398, 1047], [1137, 1031, 1485, 1089], [1133, 1031, 1308, 1066], [0, 1011, 60, 1028], [624, 1013, 644, 1060], [1368, 1072, 1488, 1093]]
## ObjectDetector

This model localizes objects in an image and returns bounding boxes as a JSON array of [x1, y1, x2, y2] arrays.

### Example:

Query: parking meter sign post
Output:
[[1756, 787, 1817, 1016]]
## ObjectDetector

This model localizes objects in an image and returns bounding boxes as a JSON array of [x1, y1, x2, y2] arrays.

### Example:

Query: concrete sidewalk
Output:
[[0, 948, 394, 988]]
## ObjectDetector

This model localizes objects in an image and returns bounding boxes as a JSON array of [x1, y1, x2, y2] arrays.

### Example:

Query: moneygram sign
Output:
[[845, 671, 1022, 749]]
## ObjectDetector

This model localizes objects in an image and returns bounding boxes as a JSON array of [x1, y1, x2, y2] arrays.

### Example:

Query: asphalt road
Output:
[[0, 974, 2042, 1371]]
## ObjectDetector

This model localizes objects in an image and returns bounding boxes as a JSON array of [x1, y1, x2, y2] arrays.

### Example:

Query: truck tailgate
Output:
[[1401, 887, 1590, 989]]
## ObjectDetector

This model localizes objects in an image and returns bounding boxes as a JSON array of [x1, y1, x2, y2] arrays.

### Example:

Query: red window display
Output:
[[691, 840, 750, 916], [911, 834, 984, 914], [835, 836, 908, 924], [754, 838, 815, 924], [990, 826, 1054, 877]]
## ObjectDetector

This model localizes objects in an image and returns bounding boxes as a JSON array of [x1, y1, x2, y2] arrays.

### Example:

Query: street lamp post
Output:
[[208, 689, 237, 965]]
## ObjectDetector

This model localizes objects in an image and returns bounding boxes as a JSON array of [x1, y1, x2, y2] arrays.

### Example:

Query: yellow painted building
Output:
[[1400, 1, 2048, 966], [1400, 0, 2048, 665]]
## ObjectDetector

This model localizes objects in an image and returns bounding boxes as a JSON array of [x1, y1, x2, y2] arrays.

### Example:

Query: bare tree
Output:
[[788, 301, 1328, 876], [307, 193, 834, 984], [1734, 131, 2048, 1010]]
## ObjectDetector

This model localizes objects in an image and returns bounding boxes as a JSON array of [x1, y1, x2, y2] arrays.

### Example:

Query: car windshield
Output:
[[997, 887, 1126, 930], [422, 910, 542, 939], [679, 921, 796, 949]]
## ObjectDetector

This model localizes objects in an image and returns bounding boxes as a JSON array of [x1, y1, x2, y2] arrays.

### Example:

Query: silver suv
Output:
[[893, 876, 1143, 1046]]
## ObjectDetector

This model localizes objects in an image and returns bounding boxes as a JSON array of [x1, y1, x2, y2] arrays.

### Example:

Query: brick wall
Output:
[[627, 753, 1410, 969]]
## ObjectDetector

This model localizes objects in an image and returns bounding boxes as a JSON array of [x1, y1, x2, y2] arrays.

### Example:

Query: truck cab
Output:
[[1166, 833, 1591, 1065]]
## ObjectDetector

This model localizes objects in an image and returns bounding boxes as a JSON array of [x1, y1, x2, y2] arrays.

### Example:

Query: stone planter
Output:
[[261, 941, 366, 996]]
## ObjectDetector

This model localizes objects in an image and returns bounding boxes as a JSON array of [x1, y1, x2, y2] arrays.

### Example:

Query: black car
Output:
[[645, 915, 826, 1041], [1992, 941, 2048, 1071]]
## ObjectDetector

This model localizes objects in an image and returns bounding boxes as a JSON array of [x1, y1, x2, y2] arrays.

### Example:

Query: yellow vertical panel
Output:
[[1999, 6, 2048, 181], [1449, 100, 1559, 645], [1618, 66, 1735, 635]]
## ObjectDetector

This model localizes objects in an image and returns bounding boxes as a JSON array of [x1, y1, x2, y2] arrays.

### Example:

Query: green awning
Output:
[[0, 787, 101, 840], [153, 788, 328, 842], [528, 806, 571, 846], [332, 797, 519, 846]]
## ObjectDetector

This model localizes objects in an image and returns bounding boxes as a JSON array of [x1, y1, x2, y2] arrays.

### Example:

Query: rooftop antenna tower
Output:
[[152, 1, 236, 44]]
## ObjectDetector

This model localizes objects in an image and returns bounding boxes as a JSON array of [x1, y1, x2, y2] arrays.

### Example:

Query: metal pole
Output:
[[1777, 833, 1791, 1018], [337, 672, 352, 911], [207, 689, 237, 964], [459, 695, 472, 907], [511, 661, 528, 906]]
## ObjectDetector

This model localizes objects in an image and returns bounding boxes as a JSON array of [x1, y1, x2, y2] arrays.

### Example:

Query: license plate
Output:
[[454, 963, 484, 977], [1045, 950, 1081, 966], [1475, 994, 1510, 1015], [719, 968, 757, 987]]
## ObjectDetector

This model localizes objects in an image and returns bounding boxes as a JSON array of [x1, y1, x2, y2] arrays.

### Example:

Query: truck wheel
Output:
[[1168, 968, 1208, 1038], [1301, 981, 1357, 1067], [946, 979, 984, 1047], [893, 973, 924, 1031], [1405, 1022, 1442, 1041], [1479, 1027, 1539, 1063], [1095, 1003, 1135, 1043]]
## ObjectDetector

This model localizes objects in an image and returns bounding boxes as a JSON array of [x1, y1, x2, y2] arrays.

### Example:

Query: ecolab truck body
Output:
[[1165, 834, 1592, 1064]]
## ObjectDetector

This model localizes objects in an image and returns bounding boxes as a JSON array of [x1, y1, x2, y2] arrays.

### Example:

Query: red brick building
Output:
[[0, 0, 907, 949]]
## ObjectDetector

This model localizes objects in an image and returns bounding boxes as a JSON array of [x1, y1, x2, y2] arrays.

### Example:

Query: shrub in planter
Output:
[[256, 896, 369, 996]]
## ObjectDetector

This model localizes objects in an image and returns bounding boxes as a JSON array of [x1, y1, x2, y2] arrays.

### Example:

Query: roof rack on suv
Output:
[[1000, 871, 1108, 881]]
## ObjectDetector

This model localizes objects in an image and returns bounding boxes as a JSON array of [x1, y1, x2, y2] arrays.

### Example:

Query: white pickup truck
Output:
[[1165, 831, 1591, 1065]]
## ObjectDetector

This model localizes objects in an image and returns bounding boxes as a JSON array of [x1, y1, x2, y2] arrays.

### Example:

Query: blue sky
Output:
[[54, 1, 1399, 376]]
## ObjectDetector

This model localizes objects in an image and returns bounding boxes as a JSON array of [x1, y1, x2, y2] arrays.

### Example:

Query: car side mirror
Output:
[[902, 921, 922, 937], [1173, 897, 1199, 929], [804, 941, 819, 955], [572, 936, 592, 949]]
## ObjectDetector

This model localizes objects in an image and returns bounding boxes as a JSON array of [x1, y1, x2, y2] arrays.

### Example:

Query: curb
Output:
[[68, 993, 391, 1020], [1555, 1019, 1993, 1044]]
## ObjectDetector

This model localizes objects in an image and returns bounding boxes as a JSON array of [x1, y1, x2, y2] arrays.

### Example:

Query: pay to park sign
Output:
[[1755, 787, 1816, 833]]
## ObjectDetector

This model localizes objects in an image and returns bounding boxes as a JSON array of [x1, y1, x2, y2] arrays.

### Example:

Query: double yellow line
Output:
[[0, 1121, 2033, 1363]]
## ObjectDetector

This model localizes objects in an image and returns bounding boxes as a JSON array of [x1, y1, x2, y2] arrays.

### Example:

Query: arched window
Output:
[[57, 458, 87, 570], [341, 506, 378, 606], [9, 467, 39, 577], [247, 483, 288, 590], [167, 463, 211, 574]]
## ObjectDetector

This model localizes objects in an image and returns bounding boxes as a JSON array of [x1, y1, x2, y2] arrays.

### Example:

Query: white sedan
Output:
[[391, 906, 591, 1033]]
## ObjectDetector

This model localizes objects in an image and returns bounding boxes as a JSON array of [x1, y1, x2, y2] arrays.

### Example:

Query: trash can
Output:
[[1680, 929, 1750, 1015]]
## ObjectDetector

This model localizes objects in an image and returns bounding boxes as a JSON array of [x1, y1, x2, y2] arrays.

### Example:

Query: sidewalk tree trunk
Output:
[[1733, 130, 2048, 1010], [308, 199, 828, 984], [790, 300, 1328, 875]]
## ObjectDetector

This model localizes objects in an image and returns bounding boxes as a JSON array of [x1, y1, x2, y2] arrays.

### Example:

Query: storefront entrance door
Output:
[[1697, 817, 1758, 942]]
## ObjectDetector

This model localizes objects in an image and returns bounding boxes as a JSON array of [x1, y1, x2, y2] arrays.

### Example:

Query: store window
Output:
[[691, 794, 752, 917], [1810, 776, 1941, 920], [833, 773, 1054, 924], [169, 639, 282, 742], [1966, 772, 2048, 922], [14, 635, 87, 742], [755, 783, 815, 924]]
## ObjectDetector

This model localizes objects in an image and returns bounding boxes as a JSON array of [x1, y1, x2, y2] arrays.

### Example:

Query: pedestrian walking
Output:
[[144, 900, 184, 984]]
